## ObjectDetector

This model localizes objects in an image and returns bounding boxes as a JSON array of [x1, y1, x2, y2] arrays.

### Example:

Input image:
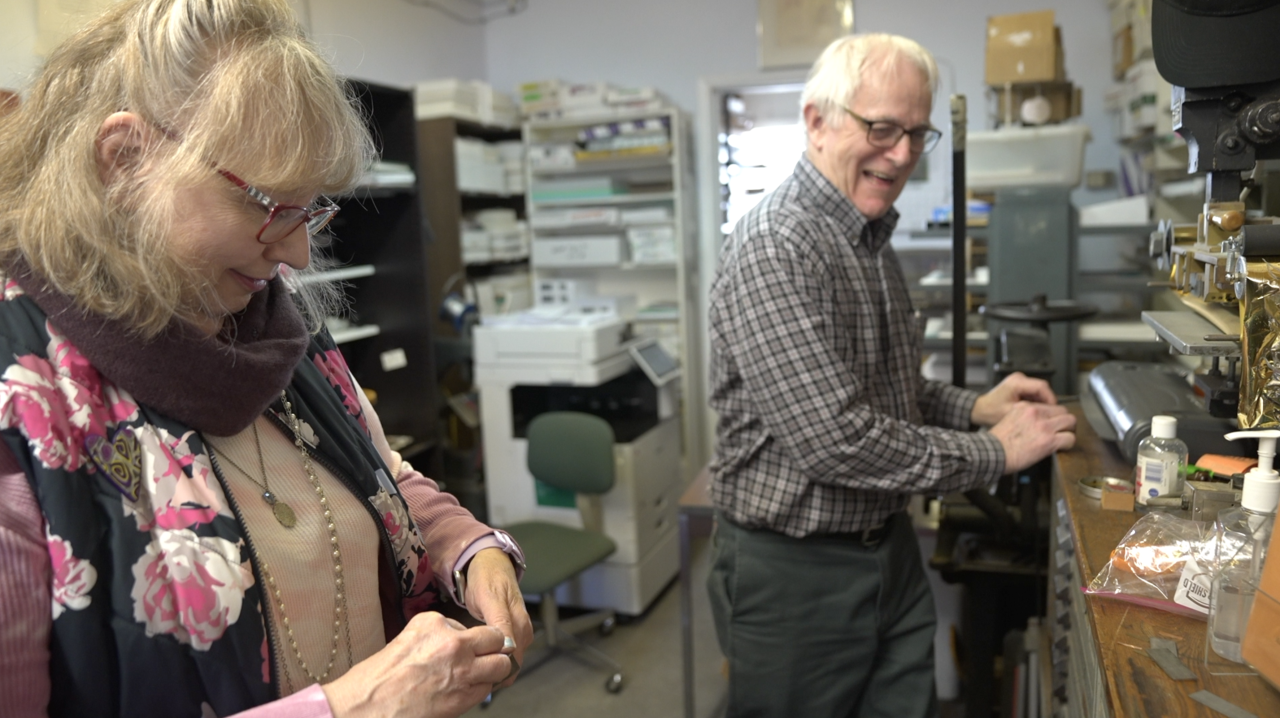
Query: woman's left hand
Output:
[[463, 548, 533, 688]]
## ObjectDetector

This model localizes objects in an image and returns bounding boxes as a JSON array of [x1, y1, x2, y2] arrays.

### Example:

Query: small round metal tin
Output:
[[1078, 476, 1134, 499]]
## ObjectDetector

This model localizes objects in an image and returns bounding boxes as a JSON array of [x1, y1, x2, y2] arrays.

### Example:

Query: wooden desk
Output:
[[679, 468, 715, 718], [1054, 401, 1280, 717]]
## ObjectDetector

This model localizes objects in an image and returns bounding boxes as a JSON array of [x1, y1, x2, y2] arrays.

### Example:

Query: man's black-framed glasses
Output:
[[842, 107, 942, 154]]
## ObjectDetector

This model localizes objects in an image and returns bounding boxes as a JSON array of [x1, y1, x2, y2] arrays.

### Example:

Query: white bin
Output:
[[967, 124, 1091, 190]]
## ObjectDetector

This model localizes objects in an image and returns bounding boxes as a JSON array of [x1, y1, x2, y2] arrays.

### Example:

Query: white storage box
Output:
[[533, 236, 625, 267], [536, 278, 594, 306], [967, 124, 1091, 190], [530, 207, 621, 229], [473, 317, 628, 365], [627, 225, 677, 264], [620, 206, 672, 225]]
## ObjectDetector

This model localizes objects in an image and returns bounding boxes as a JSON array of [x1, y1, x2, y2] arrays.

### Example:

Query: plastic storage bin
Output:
[[967, 124, 1091, 190]]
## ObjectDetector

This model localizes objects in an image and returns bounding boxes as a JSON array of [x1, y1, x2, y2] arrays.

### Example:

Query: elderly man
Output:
[[706, 33, 1077, 718]]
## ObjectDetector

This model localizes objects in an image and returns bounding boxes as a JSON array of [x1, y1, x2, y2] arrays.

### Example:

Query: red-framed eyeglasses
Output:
[[217, 169, 340, 244]]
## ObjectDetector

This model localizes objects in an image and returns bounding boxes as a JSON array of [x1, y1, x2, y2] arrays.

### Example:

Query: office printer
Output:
[[473, 308, 683, 615]]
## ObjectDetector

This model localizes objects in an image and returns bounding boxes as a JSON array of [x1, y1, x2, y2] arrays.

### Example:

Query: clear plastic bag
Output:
[[1085, 511, 1217, 619]]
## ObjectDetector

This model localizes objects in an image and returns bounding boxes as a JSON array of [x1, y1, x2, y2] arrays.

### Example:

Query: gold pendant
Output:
[[272, 500, 297, 528]]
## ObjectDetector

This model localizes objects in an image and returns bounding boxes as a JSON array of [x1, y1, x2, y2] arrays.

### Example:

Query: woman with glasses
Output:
[[0, 1, 532, 716]]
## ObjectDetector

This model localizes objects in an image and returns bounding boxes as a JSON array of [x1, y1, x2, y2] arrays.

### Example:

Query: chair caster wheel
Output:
[[599, 617, 616, 636], [605, 673, 624, 693]]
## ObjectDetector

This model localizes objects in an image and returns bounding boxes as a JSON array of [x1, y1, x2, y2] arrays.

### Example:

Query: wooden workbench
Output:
[[1055, 400, 1280, 717]]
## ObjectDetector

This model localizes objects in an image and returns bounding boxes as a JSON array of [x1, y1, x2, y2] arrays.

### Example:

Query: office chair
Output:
[[505, 411, 625, 693]]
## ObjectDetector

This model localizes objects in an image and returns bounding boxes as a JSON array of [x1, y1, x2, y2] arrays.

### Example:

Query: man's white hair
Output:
[[800, 33, 939, 127]]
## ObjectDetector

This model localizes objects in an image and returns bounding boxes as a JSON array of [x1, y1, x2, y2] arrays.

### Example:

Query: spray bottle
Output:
[[1209, 430, 1280, 663]]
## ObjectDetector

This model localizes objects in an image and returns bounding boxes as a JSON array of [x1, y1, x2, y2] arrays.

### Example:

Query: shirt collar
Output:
[[794, 154, 900, 251]]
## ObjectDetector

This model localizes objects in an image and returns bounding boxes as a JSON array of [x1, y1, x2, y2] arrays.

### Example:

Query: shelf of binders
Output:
[[330, 324, 381, 345], [529, 191, 675, 208], [530, 150, 673, 175], [523, 107, 707, 479]]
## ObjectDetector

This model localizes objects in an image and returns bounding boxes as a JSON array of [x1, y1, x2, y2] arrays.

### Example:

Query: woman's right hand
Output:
[[321, 611, 512, 718]]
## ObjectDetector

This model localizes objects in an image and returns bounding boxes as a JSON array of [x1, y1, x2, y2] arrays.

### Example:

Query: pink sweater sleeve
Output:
[[395, 464, 507, 598], [0, 443, 53, 718], [0, 442, 336, 718]]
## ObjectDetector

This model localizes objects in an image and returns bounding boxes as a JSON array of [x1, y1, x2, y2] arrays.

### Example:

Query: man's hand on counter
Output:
[[971, 371, 1058, 427], [989, 401, 1078, 474]]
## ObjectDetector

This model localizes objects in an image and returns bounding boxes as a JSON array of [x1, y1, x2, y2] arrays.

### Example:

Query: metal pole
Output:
[[680, 512, 695, 718], [951, 94, 967, 388]]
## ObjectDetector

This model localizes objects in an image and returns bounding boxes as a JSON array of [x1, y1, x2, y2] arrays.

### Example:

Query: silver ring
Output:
[[502, 654, 521, 683], [503, 636, 516, 651]]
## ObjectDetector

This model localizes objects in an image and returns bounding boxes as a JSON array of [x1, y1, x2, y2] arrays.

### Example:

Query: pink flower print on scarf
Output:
[[47, 527, 97, 619], [369, 487, 429, 592], [130, 530, 253, 651], [3, 276, 24, 300], [260, 633, 271, 684], [312, 349, 367, 432], [0, 322, 138, 472], [401, 551, 439, 619], [123, 427, 228, 532]]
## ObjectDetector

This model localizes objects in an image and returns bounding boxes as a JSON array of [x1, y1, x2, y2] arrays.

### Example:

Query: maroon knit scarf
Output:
[[10, 261, 308, 436]]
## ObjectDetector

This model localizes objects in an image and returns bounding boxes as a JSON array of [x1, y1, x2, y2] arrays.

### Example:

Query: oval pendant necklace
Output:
[[209, 420, 297, 528]]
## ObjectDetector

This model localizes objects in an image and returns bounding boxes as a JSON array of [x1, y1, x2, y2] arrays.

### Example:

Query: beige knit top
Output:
[[208, 414, 385, 695]]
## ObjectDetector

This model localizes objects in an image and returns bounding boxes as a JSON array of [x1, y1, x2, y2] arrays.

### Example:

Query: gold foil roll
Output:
[[1240, 259, 1280, 428]]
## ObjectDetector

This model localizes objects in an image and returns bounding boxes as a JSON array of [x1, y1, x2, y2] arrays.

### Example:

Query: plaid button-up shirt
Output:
[[708, 155, 1006, 538]]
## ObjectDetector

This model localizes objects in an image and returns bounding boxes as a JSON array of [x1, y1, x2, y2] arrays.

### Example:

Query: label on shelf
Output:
[[380, 348, 408, 372]]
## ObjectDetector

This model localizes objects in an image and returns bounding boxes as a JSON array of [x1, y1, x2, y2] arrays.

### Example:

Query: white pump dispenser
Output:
[[1225, 430, 1280, 514], [1210, 430, 1280, 663]]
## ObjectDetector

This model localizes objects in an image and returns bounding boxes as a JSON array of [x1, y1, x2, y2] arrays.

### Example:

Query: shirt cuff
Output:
[[229, 683, 333, 718], [964, 430, 1008, 489], [447, 530, 526, 607]]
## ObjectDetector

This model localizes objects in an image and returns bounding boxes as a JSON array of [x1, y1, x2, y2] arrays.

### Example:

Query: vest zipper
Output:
[[204, 443, 284, 700]]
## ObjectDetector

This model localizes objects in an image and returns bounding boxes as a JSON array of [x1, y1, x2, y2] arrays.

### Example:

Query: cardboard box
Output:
[[1120, 59, 1169, 137], [986, 10, 1066, 85], [1131, 0, 1153, 62], [993, 82, 1081, 125], [1113, 25, 1134, 80], [1110, 0, 1133, 34], [1100, 484, 1135, 511]]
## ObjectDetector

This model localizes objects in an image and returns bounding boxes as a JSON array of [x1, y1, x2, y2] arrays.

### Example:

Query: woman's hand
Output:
[[321, 612, 510, 718], [463, 548, 534, 688]]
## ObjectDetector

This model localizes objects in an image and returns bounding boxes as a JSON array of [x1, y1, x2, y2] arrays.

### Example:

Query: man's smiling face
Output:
[[805, 56, 932, 220]]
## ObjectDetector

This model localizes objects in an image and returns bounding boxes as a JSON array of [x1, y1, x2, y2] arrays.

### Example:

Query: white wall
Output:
[[305, 0, 487, 88], [0, 0, 40, 91], [486, 0, 1121, 216], [857, 0, 1120, 215], [0, 0, 488, 93], [484, 0, 759, 112]]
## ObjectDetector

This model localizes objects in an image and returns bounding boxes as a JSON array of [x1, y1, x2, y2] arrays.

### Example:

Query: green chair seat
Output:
[[506, 521, 617, 596]]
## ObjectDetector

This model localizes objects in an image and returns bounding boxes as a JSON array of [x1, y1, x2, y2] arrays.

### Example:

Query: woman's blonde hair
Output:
[[801, 33, 939, 128], [0, 0, 375, 336]]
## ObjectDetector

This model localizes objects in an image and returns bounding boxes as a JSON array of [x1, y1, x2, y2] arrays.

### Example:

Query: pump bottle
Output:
[[1209, 430, 1280, 664], [1134, 415, 1189, 506]]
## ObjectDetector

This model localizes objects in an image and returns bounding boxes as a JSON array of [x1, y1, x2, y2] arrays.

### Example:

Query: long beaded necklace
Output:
[[207, 394, 354, 688]]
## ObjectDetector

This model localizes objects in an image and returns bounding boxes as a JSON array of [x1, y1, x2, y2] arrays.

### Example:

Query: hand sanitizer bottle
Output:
[[1134, 415, 1189, 506], [1209, 430, 1280, 663]]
